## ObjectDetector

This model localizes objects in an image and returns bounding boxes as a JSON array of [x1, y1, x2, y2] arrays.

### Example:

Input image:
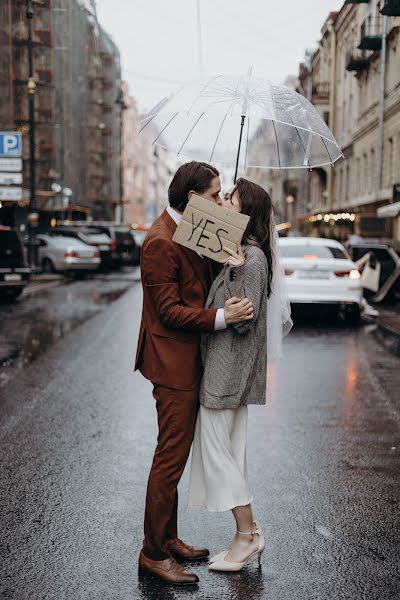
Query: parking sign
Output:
[[0, 132, 22, 157]]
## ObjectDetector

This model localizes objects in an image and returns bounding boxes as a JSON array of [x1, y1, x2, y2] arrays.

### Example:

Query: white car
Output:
[[36, 234, 101, 273], [279, 237, 363, 324]]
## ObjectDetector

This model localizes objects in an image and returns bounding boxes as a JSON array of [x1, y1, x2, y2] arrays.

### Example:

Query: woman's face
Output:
[[219, 186, 241, 213]]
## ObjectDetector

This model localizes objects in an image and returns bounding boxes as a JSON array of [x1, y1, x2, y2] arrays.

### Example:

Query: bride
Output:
[[189, 177, 292, 572]]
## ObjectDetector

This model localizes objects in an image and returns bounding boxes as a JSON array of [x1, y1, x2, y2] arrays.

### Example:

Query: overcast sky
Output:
[[95, 0, 344, 113]]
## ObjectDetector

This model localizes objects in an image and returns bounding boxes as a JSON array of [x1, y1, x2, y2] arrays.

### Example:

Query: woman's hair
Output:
[[233, 178, 274, 297], [168, 161, 219, 211]]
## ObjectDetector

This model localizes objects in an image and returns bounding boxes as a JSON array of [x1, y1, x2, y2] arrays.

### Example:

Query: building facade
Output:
[[0, 0, 122, 228], [248, 1, 400, 240]]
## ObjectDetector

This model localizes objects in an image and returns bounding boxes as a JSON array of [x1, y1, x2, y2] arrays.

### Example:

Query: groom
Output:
[[135, 161, 253, 585]]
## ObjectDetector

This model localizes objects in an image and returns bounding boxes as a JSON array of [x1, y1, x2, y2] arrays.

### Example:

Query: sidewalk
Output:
[[376, 303, 400, 357]]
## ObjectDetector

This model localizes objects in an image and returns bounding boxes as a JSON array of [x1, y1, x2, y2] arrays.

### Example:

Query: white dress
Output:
[[188, 405, 253, 512]]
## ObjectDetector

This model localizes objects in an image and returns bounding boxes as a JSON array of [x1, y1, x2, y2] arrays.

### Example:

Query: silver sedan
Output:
[[36, 234, 101, 273]]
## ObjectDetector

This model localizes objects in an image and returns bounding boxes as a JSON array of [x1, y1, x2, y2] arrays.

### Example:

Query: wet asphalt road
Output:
[[1, 278, 400, 600]]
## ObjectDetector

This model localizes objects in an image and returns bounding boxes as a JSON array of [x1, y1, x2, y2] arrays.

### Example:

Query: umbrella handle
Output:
[[234, 115, 246, 183]]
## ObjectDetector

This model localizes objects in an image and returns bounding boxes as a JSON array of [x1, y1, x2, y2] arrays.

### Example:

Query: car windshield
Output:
[[279, 244, 348, 260], [79, 227, 107, 236]]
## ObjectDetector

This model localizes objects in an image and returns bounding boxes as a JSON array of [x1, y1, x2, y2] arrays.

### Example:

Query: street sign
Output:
[[0, 158, 22, 172], [0, 186, 23, 201], [0, 172, 22, 185], [0, 132, 22, 157]]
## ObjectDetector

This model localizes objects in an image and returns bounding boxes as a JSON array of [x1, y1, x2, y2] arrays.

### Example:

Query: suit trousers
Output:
[[142, 383, 199, 560]]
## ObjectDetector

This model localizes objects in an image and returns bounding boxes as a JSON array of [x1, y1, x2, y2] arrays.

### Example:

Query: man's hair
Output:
[[168, 161, 219, 211]]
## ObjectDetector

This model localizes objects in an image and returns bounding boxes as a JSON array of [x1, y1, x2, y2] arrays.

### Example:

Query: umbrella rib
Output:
[[138, 113, 157, 134], [294, 125, 311, 169], [286, 111, 312, 168], [152, 112, 179, 144], [320, 136, 334, 165], [209, 112, 228, 162], [272, 120, 281, 169], [244, 115, 250, 170], [177, 112, 205, 155]]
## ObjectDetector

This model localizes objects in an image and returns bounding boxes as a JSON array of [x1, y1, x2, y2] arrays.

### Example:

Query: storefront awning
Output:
[[377, 201, 400, 218]]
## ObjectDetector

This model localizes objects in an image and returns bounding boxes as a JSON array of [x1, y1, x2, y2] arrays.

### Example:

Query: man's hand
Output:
[[224, 297, 253, 325]]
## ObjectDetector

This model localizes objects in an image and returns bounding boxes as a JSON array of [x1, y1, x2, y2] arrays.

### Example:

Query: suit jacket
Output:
[[135, 209, 217, 391], [200, 244, 268, 409]]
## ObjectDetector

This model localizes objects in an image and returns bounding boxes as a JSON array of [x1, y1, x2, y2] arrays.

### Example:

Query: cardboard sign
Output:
[[172, 194, 250, 263]]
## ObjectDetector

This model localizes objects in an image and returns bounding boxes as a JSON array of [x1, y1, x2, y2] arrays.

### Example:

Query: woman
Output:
[[189, 177, 291, 572]]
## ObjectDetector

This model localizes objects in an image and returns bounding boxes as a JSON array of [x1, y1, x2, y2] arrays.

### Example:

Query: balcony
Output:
[[37, 106, 53, 119], [381, 0, 400, 15], [33, 29, 52, 46], [345, 49, 369, 72], [358, 17, 383, 51], [312, 81, 330, 99], [36, 69, 52, 85]]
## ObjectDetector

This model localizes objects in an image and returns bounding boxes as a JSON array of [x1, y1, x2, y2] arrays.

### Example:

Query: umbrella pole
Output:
[[234, 115, 246, 183]]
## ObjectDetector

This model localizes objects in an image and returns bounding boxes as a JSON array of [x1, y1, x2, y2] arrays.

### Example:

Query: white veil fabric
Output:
[[266, 211, 293, 362]]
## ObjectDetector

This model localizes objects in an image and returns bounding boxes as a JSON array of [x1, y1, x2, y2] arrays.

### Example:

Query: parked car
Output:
[[346, 238, 400, 303], [75, 222, 140, 267], [32, 234, 101, 274], [68, 222, 140, 267], [279, 237, 363, 324], [49, 225, 113, 269], [0, 226, 31, 300]]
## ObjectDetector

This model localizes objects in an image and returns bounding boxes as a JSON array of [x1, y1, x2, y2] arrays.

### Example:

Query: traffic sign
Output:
[[0, 186, 23, 201], [0, 158, 22, 172], [0, 172, 22, 185], [0, 132, 22, 157]]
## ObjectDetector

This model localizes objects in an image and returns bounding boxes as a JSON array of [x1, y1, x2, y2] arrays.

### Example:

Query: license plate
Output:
[[4, 273, 22, 281], [298, 270, 329, 279], [99, 245, 110, 251]]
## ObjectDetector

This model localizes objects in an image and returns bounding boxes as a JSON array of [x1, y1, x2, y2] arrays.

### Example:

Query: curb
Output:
[[376, 314, 400, 357], [22, 279, 64, 297]]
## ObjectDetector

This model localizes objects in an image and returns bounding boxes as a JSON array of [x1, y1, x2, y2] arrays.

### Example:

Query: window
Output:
[[387, 138, 393, 186], [362, 153, 368, 193], [370, 148, 375, 193]]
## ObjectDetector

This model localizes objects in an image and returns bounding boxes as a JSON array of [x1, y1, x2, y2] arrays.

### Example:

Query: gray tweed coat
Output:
[[200, 244, 268, 409]]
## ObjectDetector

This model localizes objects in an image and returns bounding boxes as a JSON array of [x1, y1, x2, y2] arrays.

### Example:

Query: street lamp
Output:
[[61, 187, 72, 224], [26, 0, 38, 269]]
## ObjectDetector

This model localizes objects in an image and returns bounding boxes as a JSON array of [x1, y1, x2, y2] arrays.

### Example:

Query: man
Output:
[[135, 161, 253, 585]]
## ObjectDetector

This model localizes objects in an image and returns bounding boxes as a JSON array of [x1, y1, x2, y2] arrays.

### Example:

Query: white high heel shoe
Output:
[[209, 522, 265, 572], [209, 521, 261, 563]]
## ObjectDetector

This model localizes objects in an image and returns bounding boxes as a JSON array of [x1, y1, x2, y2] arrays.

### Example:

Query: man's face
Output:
[[190, 176, 222, 205]]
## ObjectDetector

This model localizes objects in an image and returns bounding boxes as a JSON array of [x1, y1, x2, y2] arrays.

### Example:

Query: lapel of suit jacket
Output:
[[161, 209, 208, 296], [205, 268, 226, 308]]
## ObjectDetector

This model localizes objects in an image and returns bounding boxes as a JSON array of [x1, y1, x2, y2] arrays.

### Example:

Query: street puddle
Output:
[[0, 285, 130, 388]]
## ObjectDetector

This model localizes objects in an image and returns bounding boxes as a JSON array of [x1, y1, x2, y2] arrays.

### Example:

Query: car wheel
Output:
[[344, 305, 361, 326], [41, 257, 55, 273]]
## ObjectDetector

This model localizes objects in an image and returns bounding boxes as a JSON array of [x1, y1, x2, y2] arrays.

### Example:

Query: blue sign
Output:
[[0, 132, 22, 157]]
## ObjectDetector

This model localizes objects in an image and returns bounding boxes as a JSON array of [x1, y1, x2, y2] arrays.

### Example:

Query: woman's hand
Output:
[[223, 241, 245, 267]]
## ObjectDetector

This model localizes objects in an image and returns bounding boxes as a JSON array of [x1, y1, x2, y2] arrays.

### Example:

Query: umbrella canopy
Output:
[[139, 72, 343, 179]]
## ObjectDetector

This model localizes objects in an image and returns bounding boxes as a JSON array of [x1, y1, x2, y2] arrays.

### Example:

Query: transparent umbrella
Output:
[[139, 70, 343, 182]]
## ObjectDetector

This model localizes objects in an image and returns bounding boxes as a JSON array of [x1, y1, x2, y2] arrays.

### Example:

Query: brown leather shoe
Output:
[[167, 537, 209, 560], [138, 551, 199, 585]]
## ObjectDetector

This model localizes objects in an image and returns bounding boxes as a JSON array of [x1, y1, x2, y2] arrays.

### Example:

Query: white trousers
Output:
[[188, 405, 253, 512]]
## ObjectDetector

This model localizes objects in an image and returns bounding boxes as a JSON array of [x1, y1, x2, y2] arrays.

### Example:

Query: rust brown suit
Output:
[[135, 209, 217, 560]]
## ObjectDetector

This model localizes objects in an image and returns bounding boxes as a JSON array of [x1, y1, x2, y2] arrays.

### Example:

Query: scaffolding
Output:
[[0, 0, 122, 224]]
